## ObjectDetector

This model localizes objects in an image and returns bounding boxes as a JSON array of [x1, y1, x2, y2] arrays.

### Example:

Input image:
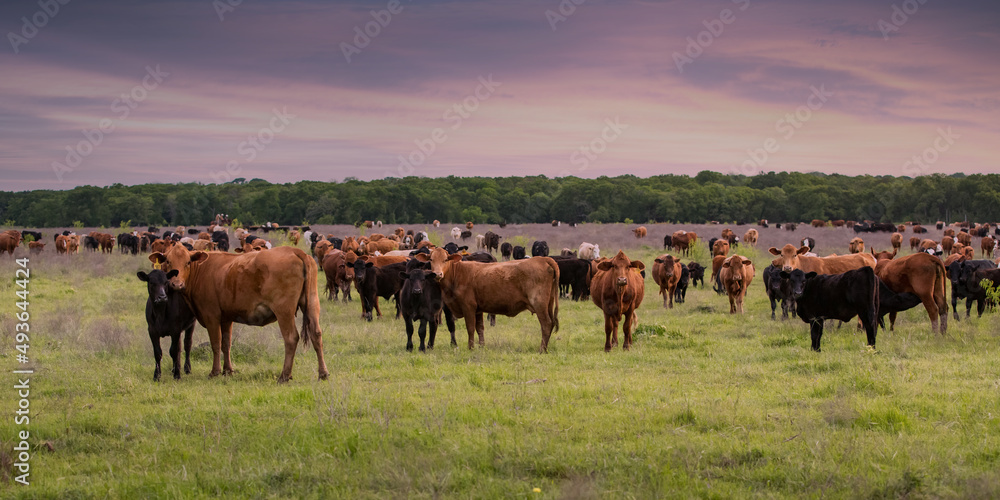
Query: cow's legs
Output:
[[404, 316, 415, 351], [221, 321, 235, 376], [168, 333, 182, 380], [770, 296, 778, 319], [920, 296, 941, 334], [810, 320, 824, 352], [475, 312, 486, 346], [427, 318, 437, 350], [975, 297, 986, 318], [603, 315, 614, 352], [889, 311, 898, 331], [276, 315, 300, 383], [183, 325, 194, 374], [668, 285, 675, 309], [374, 297, 383, 319], [150, 332, 163, 381], [205, 321, 223, 377], [417, 318, 427, 352], [952, 293, 960, 321], [622, 308, 634, 350]]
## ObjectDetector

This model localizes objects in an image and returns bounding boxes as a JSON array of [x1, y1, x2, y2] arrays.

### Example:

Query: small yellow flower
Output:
[[533, 487, 541, 493]]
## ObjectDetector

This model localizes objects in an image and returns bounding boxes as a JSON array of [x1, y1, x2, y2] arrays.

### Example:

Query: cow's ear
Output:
[[149, 252, 166, 264], [768, 247, 780, 256], [722, 259, 731, 268], [654, 258, 663, 264], [630, 260, 645, 271], [805, 272, 818, 280], [797, 246, 810, 255], [458, 246, 468, 251], [447, 253, 463, 262], [597, 261, 613, 271], [136, 271, 149, 282], [190, 251, 208, 263], [870, 248, 876, 256], [779, 270, 790, 279], [166, 269, 179, 279], [413, 253, 429, 263], [365, 262, 374, 268], [892, 249, 897, 257], [424, 271, 439, 282]]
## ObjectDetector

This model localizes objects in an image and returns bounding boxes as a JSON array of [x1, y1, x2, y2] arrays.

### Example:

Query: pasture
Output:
[[1, 223, 999, 499]]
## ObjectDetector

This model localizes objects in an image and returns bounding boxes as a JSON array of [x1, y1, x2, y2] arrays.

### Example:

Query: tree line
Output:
[[2, 171, 998, 228]]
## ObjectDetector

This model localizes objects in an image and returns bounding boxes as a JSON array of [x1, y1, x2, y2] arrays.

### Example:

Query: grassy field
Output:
[[1, 236, 999, 499]]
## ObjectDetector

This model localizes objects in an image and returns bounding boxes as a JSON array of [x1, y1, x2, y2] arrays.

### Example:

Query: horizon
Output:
[[2, 0, 998, 191]]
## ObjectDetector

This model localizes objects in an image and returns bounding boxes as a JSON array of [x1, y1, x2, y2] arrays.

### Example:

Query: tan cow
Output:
[[633, 226, 647, 238], [191, 240, 216, 251], [743, 229, 758, 246], [941, 236, 955, 254], [28, 241, 45, 254], [150, 245, 329, 382], [849, 237, 865, 254], [712, 239, 730, 257], [891, 233, 902, 251], [652, 254, 682, 309], [768, 244, 875, 273], [341, 236, 360, 255], [720, 255, 755, 314], [0, 231, 21, 256], [288, 229, 300, 246], [982, 236, 995, 258], [313, 239, 332, 264], [873, 251, 947, 334], [55, 235, 69, 254], [590, 250, 644, 351], [321, 249, 351, 302], [909, 236, 921, 251], [956, 232, 972, 247]]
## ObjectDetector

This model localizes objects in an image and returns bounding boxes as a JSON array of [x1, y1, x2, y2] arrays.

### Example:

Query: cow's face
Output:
[[149, 245, 207, 291], [722, 256, 748, 282], [401, 269, 437, 295], [137, 269, 179, 305], [779, 269, 812, 299], [352, 259, 374, 282], [597, 250, 644, 288], [414, 247, 460, 279], [948, 261, 963, 286], [959, 263, 980, 288], [769, 244, 809, 272], [654, 255, 677, 277]]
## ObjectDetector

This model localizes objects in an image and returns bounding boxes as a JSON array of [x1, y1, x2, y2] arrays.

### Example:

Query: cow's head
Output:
[[597, 250, 644, 288], [400, 268, 438, 295], [137, 269, 179, 306], [413, 247, 460, 279], [149, 244, 208, 291], [352, 259, 375, 283], [654, 254, 678, 277], [779, 269, 813, 299], [768, 244, 809, 272], [722, 255, 753, 283], [871, 248, 896, 261]]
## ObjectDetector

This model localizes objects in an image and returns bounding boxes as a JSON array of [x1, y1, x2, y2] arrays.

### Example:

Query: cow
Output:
[[763, 264, 797, 320], [136, 269, 196, 381], [811, 219, 826, 228], [191, 240, 216, 251], [442, 242, 466, 255], [352, 259, 407, 321], [849, 237, 865, 254], [465, 221, 474, 230], [721, 228, 735, 242], [982, 236, 996, 258], [551, 256, 592, 301], [943, 228, 956, 238], [83, 235, 100, 252], [20, 230, 42, 245], [785, 223, 797, 231], [531, 240, 549, 257], [743, 229, 758, 247], [890, 232, 903, 251], [578, 242, 600, 260], [711, 254, 727, 295], [512, 245, 526, 260], [831, 220, 845, 227], [475, 234, 486, 251], [500, 242, 513, 261], [322, 250, 352, 302], [551, 220, 561, 227], [398, 266, 452, 352], [872, 250, 948, 334], [956, 232, 972, 247], [589, 250, 644, 351], [786, 267, 879, 351], [712, 238, 730, 257], [54, 234, 69, 255], [652, 254, 682, 308], [367, 238, 399, 254], [768, 244, 875, 274], [720, 255, 755, 314], [671, 231, 692, 256], [450, 227, 462, 240], [950, 259, 997, 319], [909, 236, 921, 252], [633, 226, 647, 238], [28, 241, 45, 254], [687, 262, 705, 288], [149, 245, 329, 382], [662, 234, 672, 250], [460, 230, 473, 241], [673, 265, 690, 304], [117, 233, 139, 255], [211, 230, 230, 252], [965, 267, 1000, 313], [413, 248, 560, 352], [912, 225, 927, 234], [483, 231, 501, 254], [875, 279, 923, 331], [800, 237, 816, 252], [433, 220, 441, 227]]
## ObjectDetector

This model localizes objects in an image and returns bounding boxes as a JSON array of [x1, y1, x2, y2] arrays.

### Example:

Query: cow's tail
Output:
[[866, 267, 879, 335], [935, 259, 948, 333], [549, 258, 560, 333], [297, 249, 321, 348]]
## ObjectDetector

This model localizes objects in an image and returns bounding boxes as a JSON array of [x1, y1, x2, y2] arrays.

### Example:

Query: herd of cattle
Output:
[[4, 218, 1000, 383]]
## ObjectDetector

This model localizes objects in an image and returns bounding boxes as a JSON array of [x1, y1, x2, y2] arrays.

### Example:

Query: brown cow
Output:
[[671, 231, 692, 256], [890, 232, 902, 251], [341, 236, 360, 255], [941, 236, 955, 254], [743, 229, 758, 246], [0, 231, 20, 256], [811, 219, 826, 228], [917, 238, 938, 253], [191, 240, 216, 251], [367, 238, 398, 254], [909, 236, 921, 251], [313, 239, 332, 264], [721, 228, 735, 241], [590, 250, 644, 351], [150, 239, 173, 254], [720, 255, 755, 314], [414, 248, 559, 352], [28, 241, 45, 254], [897, 224, 906, 233], [712, 239, 730, 257], [849, 237, 865, 254], [943, 228, 955, 238], [288, 229, 300, 246], [710, 254, 727, 293], [432, 220, 440, 227], [198, 232, 212, 241], [465, 221, 474, 230], [956, 232, 972, 247], [961, 245, 975, 260], [831, 220, 845, 227], [55, 235, 70, 255], [321, 249, 351, 302], [982, 236, 995, 258], [873, 250, 948, 334], [150, 245, 329, 382], [652, 254, 682, 309], [632, 226, 647, 239], [768, 244, 875, 273], [66, 234, 80, 253]]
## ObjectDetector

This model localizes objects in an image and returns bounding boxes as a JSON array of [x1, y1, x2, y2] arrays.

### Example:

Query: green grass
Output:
[[2, 248, 1000, 498]]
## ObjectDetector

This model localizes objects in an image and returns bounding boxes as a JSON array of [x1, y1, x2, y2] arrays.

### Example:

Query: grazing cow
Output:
[[720, 255, 755, 314], [831, 220, 845, 227], [578, 242, 600, 260], [136, 269, 196, 381], [712, 238, 730, 257], [552, 256, 592, 301], [590, 250, 645, 351], [413, 248, 560, 352], [982, 236, 995, 258], [531, 240, 549, 257], [909, 236, 921, 252], [352, 259, 407, 321], [956, 232, 972, 247], [687, 262, 705, 288], [786, 267, 879, 351], [367, 238, 399, 254], [28, 241, 45, 254], [83, 235, 100, 252], [475, 234, 486, 251], [652, 254, 683, 308], [633, 226, 647, 238], [890, 232, 902, 251], [872, 250, 948, 334], [784, 223, 797, 231], [950, 259, 997, 319], [460, 230, 473, 241], [398, 266, 451, 352], [768, 244, 875, 273], [849, 237, 865, 254], [913, 225, 927, 234], [763, 265, 797, 320], [966, 267, 1000, 312], [875, 278, 923, 331], [149, 245, 329, 382], [673, 265, 690, 304], [288, 229, 300, 246], [322, 250, 352, 302], [500, 242, 513, 260], [1, 231, 22, 256], [662, 234, 672, 250], [512, 245, 526, 260], [483, 231, 501, 254], [811, 219, 826, 228], [743, 229, 758, 246], [800, 237, 816, 252]]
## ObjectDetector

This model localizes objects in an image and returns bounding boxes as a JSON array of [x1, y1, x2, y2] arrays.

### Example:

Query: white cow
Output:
[[578, 242, 600, 260]]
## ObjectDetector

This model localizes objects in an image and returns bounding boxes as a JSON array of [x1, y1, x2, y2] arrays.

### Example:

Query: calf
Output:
[[398, 267, 447, 351], [352, 259, 407, 321], [763, 265, 797, 320], [876, 278, 923, 331], [956, 260, 1000, 318], [786, 267, 879, 351], [512, 245, 527, 260], [673, 265, 690, 304], [720, 255, 755, 314], [531, 240, 549, 257], [136, 269, 196, 381], [500, 242, 513, 260], [687, 262, 705, 288]]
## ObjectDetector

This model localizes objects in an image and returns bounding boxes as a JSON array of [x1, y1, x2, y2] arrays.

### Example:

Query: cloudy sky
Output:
[[2, 0, 998, 190]]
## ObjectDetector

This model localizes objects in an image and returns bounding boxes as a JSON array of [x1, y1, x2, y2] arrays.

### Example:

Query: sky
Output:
[[1, 0, 998, 191]]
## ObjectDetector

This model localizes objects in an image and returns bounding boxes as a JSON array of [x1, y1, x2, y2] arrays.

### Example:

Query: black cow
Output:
[[118, 233, 139, 255], [398, 267, 445, 352], [83, 235, 100, 252], [531, 240, 549, 257], [460, 230, 473, 241], [328, 237, 343, 250], [707, 237, 718, 252], [853, 222, 871, 233], [687, 262, 705, 288], [186, 228, 200, 235], [500, 242, 513, 261], [136, 269, 196, 381], [512, 245, 527, 260], [483, 231, 501, 254], [961, 265, 1000, 316], [763, 265, 797, 320], [673, 265, 689, 304], [551, 256, 591, 301], [663, 234, 672, 250], [20, 230, 42, 243], [463, 251, 497, 263], [948, 260, 995, 320], [800, 237, 815, 252], [786, 266, 879, 351], [876, 278, 923, 331], [147, 226, 159, 234], [442, 242, 467, 255], [352, 260, 407, 321], [211, 230, 230, 252]]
